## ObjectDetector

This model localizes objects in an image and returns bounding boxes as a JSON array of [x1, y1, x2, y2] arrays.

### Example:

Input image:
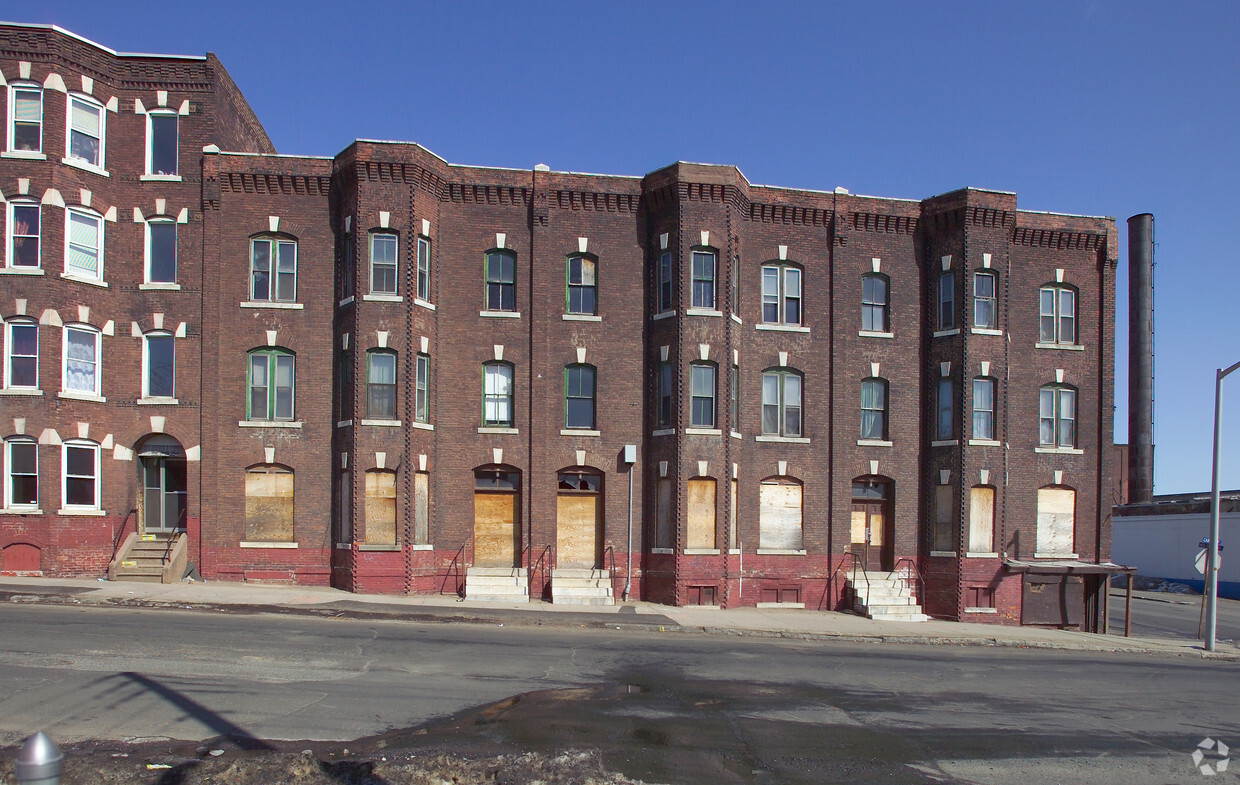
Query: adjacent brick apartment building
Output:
[[0, 24, 1124, 626]]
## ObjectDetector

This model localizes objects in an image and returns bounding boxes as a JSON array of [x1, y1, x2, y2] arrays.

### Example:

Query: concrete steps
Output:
[[550, 568, 614, 606], [464, 567, 529, 603], [848, 570, 929, 622], [110, 534, 186, 584]]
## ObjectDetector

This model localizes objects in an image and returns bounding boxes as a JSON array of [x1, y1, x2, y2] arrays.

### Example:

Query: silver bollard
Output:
[[15, 732, 63, 785]]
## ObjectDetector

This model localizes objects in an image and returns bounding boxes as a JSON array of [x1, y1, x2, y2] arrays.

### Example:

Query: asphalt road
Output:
[[1110, 590, 1240, 642], [0, 604, 1237, 784]]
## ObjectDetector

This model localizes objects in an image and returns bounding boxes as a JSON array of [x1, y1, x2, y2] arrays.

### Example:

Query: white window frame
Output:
[[4, 319, 39, 391], [690, 362, 716, 428], [248, 349, 296, 421], [415, 353, 430, 423], [64, 208, 104, 282], [973, 377, 996, 441], [416, 236, 431, 302], [761, 370, 802, 437], [65, 93, 106, 172], [691, 250, 716, 310], [4, 438, 39, 510], [145, 219, 177, 284], [370, 232, 398, 295], [6, 200, 41, 269], [145, 110, 179, 177], [6, 82, 43, 156], [142, 332, 176, 400], [1039, 285, 1077, 345], [61, 440, 101, 512], [483, 361, 514, 427], [938, 270, 956, 330], [973, 271, 998, 330], [761, 264, 802, 326], [657, 251, 673, 313], [62, 324, 102, 398], [1039, 385, 1076, 448], [250, 237, 298, 302]]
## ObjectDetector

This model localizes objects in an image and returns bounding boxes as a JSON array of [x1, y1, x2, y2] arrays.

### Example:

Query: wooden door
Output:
[[556, 493, 600, 568], [474, 491, 518, 567], [850, 501, 890, 571]]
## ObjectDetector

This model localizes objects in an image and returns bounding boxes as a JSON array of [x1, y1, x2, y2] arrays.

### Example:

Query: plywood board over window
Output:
[[655, 478, 673, 548], [759, 480, 802, 550], [969, 486, 995, 553], [413, 472, 429, 545], [245, 466, 293, 542], [365, 470, 397, 545], [687, 478, 716, 550], [1036, 487, 1075, 555]]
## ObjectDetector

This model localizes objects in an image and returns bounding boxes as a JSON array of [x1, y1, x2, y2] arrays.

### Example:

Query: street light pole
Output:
[[1206, 359, 1240, 652]]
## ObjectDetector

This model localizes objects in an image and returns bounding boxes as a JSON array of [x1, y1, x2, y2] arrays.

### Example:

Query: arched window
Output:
[[62, 323, 101, 398], [1039, 384, 1076, 448], [860, 378, 888, 440], [4, 318, 38, 390], [564, 364, 596, 430], [4, 437, 38, 509], [861, 273, 888, 332], [566, 254, 597, 315], [1039, 284, 1077, 345], [759, 476, 803, 551], [6, 200, 40, 269], [761, 368, 802, 437], [250, 235, 297, 302], [972, 377, 996, 440], [369, 231, 398, 295], [483, 361, 514, 427], [7, 82, 42, 154], [485, 250, 516, 312], [245, 464, 294, 543], [761, 263, 802, 325], [247, 348, 295, 421], [366, 349, 397, 420], [973, 270, 998, 329]]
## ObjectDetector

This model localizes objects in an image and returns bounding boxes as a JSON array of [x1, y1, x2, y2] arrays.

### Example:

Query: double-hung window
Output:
[[936, 378, 954, 440], [4, 438, 38, 509], [366, 350, 397, 420], [564, 364, 596, 429], [370, 233, 398, 295], [761, 370, 802, 437], [973, 378, 996, 440], [567, 255, 597, 315], [1039, 385, 1076, 448], [761, 265, 802, 325], [248, 349, 295, 421], [63, 325, 101, 397], [146, 220, 176, 284], [146, 112, 178, 176], [416, 236, 431, 301], [66, 209, 103, 281], [4, 320, 38, 390], [143, 333, 175, 399], [483, 362, 514, 426], [861, 273, 888, 332], [414, 353, 430, 423], [938, 271, 955, 330], [860, 378, 888, 440], [8, 84, 42, 153], [657, 251, 673, 312], [690, 363, 716, 428], [66, 95, 105, 170], [62, 441, 100, 510], [974, 271, 997, 329], [1039, 285, 1076, 344], [485, 250, 516, 311], [656, 361, 673, 429], [691, 250, 716, 310], [251, 237, 297, 302], [7, 202, 40, 269]]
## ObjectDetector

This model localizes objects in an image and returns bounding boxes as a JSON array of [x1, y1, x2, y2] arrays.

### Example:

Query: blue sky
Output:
[[20, 1, 1240, 494]]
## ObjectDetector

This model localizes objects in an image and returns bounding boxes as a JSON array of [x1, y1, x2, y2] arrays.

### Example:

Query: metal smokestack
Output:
[[1127, 213, 1155, 504]]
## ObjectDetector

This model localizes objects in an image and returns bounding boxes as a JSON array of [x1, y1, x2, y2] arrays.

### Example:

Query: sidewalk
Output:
[[1, 575, 1235, 660]]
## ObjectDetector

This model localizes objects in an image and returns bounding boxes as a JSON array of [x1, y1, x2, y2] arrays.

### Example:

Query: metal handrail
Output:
[[439, 541, 467, 596], [892, 557, 926, 605], [603, 545, 618, 599], [828, 551, 868, 611], [110, 509, 138, 562]]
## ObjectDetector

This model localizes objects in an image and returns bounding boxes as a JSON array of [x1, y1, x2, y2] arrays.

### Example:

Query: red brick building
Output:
[[0, 25, 1122, 626]]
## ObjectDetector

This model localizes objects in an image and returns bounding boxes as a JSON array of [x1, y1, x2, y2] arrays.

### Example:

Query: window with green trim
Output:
[[483, 361, 513, 426], [415, 353, 430, 423], [248, 349, 295, 421], [565, 364, 596, 429], [485, 250, 516, 311], [566, 254, 597, 315]]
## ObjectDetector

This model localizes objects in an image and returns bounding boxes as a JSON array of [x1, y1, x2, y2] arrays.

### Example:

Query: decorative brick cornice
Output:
[[219, 172, 331, 196], [446, 183, 530, 206], [1012, 227, 1106, 250], [967, 206, 1016, 229], [850, 211, 916, 234], [550, 190, 639, 213]]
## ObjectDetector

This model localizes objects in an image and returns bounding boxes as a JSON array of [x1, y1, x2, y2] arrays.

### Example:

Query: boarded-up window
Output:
[[933, 484, 955, 552], [729, 479, 738, 550], [245, 466, 293, 542], [1036, 487, 1075, 555], [414, 471, 429, 545], [365, 470, 397, 545], [687, 478, 716, 550], [655, 478, 672, 548], [759, 479, 802, 550], [968, 485, 995, 553]]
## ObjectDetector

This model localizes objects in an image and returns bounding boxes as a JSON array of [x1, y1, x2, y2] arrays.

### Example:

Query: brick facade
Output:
[[0, 25, 1119, 626]]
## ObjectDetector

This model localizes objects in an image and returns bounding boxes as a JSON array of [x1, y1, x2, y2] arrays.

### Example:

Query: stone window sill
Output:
[[1035, 446, 1084, 455], [2, 150, 47, 160], [755, 435, 809, 444], [360, 418, 402, 427], [364, 293, 403, 303], [686, 308, 722, 317], [930, 551, 957, 558], [561, 429, 601, 437], [858, 330, 893, 339], [755, 323, 809, 333], [336, 420, 353, 428], [0, 388, 43, 396], [932, 328, 960, 338], [414, 298, 436, 311], [57, 508, 107, 516], [136, 397, 179, 405], [1035, 342, 1085, 351], [0, 267, 44, 276], [479, 426, 518, 434], [358, 543, 400, 551], [140, 174, 183, 182], [409, 544, 433, 551], [58, 391, 106, 403], [683, 548, 720, 555], [240, 301, 302, 310], [0, 508, 43, 515], [240, 541, 298, 549], [730, 313, 743, 324], [651, 428, 675, 437], [411, 421, 434, 431], [968, 439, 1001, 447], [480, 310, 520, 318], [731, 430, 743, 440], [338, 296, 355, 307], [238, 420, 303, 429], [61, 272, 108, 288], [756, 549, 807, 556], [971, 328, 1003, 336], [650, 548, 674, 555], [140, 282, 180, 291], [965, 552, 999, 559], [857, 439, 893, 447], [61, 157, 110, 177], [931, 439, 958, 448], [651, 310, 676, 321], [563, 314, 601, 322], [964, 607, 997, 614], [685, 427, 722, 436]]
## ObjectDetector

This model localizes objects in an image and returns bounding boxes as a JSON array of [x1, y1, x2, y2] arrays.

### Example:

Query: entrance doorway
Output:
[[850, 477, 892, 571], [474, 469, 520, 568], [556, 470, 602, 568], [137, 435, 187, 534]]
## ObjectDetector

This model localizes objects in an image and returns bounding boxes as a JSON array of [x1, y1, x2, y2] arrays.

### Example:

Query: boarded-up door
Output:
[[245, 467, 293, 542], [969, 486, 995, 553], [759, 481, 802, 550], [475, 491, 518, 567], [365, 471, 397, 545], [1036, 488, 1075, 556], [850, 501, 889, 570], [557, 493, 600, 567], [687, 478, 716, 550]]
